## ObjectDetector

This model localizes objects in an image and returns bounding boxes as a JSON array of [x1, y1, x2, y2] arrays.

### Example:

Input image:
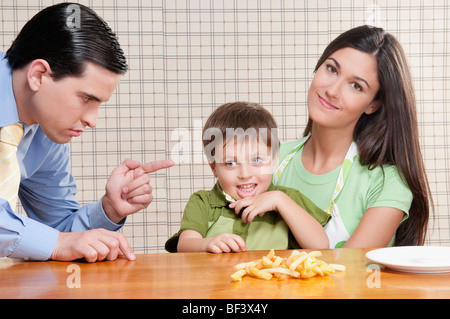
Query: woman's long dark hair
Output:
[[304, 25, 432, 246]]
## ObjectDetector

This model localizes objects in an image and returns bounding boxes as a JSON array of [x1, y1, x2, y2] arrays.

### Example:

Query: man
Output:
[[0, 3, 173, 262]]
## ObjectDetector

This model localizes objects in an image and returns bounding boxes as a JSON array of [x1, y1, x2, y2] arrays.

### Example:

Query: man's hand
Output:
[[102, 159, 174, 224], [50, 229, 135, 262]]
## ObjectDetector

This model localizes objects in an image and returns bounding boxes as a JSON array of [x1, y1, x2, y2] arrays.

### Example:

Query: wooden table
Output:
[[1, 248, 450, 299]]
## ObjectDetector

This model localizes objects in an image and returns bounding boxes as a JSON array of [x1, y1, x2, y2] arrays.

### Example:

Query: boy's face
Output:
[[209, 137, 277, 201]]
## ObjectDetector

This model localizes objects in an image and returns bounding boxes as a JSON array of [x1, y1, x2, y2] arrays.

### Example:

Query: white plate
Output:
[[365, 246, 450, 273]]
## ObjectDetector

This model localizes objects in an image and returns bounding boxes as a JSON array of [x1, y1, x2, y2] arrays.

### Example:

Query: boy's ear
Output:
[[27, 59, 52, 92], [208, 162, 217, 177]]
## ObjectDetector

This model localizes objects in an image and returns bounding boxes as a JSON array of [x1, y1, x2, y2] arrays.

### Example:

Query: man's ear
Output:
[[26, 59, 52, 92], [365, 99, 381, 115]]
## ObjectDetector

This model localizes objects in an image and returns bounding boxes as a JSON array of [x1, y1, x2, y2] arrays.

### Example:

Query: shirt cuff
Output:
[[89, 197, 126, 231], [9, 217, 59, 261]]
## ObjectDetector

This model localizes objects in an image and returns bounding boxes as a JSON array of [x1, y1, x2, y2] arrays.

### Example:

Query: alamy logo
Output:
[[66, 4, 81, 29], [66, 264, 81, 288]]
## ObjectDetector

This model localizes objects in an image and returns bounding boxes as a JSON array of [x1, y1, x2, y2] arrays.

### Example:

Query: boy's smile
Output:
[[236, 183, 258, 198]]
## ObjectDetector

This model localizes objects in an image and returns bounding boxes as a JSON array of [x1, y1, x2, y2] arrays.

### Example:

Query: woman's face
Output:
[[307, 47, 381, 133]]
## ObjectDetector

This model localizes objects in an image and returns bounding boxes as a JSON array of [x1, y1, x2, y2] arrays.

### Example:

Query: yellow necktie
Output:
[[0, 123, 24, 209]]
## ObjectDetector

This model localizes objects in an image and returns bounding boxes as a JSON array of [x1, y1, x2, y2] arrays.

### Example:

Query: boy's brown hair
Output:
[[202, 102, 279, 163]]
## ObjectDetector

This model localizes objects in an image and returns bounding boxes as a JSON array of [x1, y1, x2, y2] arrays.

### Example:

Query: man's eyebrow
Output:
[[327, 57, 371, 89], [80, 92, 102, 102]]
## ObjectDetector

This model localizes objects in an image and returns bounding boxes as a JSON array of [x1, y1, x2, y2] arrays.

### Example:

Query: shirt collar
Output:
[[0, 52, 20, 127]]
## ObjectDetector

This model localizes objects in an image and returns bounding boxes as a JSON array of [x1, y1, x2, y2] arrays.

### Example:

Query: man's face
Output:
[[27, 62, 121, 144]]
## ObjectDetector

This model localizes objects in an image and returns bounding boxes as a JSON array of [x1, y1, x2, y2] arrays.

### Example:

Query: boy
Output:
[[165, 102, 329, 253]]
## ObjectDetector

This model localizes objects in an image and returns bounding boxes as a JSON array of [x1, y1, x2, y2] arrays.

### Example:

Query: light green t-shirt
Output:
[[276, 140, 413, 241]]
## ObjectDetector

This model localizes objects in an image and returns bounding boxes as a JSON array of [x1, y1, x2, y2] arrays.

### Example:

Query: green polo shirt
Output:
[[165, 182, 329, 252]]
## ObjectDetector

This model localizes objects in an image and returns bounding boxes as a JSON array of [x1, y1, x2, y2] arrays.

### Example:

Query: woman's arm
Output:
[[275, 192, 329, 249], [230, 191, 329, 249], [343, 207, 404, 248]]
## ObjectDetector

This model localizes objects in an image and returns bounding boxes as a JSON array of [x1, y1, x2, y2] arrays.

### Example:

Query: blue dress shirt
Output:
[[0, 52, 123, 260]]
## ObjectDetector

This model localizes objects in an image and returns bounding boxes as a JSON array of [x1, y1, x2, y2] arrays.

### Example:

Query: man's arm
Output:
[[0, 199, 59, 260], [15, 128, 173, 261], [18, 140, 123, 233]]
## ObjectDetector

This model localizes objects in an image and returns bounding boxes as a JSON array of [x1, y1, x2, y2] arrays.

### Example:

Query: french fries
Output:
[[231, 249, 345, 281]]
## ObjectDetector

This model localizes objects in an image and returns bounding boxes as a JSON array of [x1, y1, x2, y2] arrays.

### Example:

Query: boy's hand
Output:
[[229, 191, 282, 223], [206, 233, 247, 253]]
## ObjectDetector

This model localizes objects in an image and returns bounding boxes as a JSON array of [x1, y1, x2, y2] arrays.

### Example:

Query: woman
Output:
[[273, 25, 431, 248]]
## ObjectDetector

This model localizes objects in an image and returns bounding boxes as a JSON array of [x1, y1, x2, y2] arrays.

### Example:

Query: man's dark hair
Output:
[[6, 2, 127, 79]]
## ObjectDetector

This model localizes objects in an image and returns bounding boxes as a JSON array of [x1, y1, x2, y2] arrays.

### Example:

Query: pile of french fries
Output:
[[231, 249, 345, 281]]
